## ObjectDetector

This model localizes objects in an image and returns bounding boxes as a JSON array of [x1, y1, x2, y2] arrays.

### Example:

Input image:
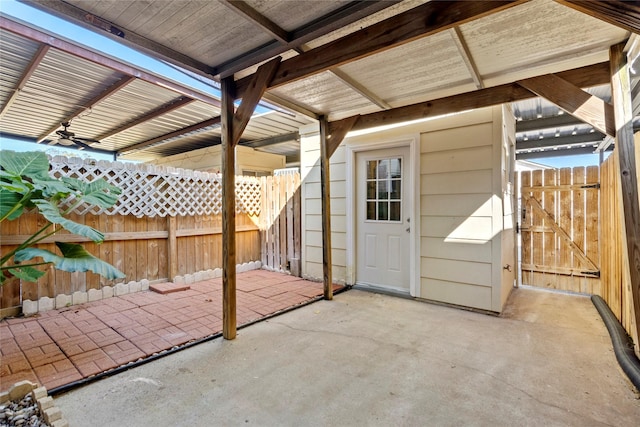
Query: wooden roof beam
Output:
[[328, 62, 611, 137], [226, 1, 391, 112], [0, 44, 49, 119], [215, 1, 401, 78], [36, 75, 136, 143], [96, 96, 195, 141], [232, 57, 281, 146], [116, 117, 221, 156], [555, 0, 640, 34], [450, 27, 484, 89], [517, 74, 616, 137], [235, 1, 526, 98], [222, 1, 290, 44]]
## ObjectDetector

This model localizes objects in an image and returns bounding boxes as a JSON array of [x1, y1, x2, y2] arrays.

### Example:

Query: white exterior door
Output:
[[356, 147, 411, 293]]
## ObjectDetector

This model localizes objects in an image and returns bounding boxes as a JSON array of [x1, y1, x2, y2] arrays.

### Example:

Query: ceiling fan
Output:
[[55, 122, 100, 149]]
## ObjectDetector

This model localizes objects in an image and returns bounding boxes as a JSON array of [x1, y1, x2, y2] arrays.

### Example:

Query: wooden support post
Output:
[[319, 116, 333, 300], [221, 76, 237, 340], [610, 43, 640, 343], [167, 215, 178, 281]]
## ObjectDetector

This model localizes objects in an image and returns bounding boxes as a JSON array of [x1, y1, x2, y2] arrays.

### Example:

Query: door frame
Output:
[[345, 135, 420, 297]]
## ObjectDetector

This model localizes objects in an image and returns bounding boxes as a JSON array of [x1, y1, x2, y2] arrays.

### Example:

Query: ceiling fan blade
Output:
[[73, 136, 101, 144], [72, 140, 92, 150]]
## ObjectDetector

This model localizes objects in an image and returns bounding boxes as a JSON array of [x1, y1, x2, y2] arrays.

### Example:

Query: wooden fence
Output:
[[1, 155, 302, 315], [0, 211, 261, 312], [600, 147, 638, 355], [260, 173, 302, 274], [520, 167, 601, 294]]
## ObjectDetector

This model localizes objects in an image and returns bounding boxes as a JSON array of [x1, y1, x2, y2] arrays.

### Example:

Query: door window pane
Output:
[[390, 202, 401, 221], [364, 157, 403, 222]]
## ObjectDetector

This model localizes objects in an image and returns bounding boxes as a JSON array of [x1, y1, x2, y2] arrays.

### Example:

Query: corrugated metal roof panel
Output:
[[339, 32, 471, 106], [1, 37, 123, 139], [270, 71, 379, 121], [461, 0, 628, 81]]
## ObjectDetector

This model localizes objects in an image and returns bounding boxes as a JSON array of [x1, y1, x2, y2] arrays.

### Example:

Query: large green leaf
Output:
[[62, 177, 121, 208], [0, 178, 32, 195], [8, 266, 46, 282], [15, 242, 125, 280], [0, 151, 50, 180], [32, 177, 74, 198], [33, 199, 105, 242], [0, 188, 24, 221]]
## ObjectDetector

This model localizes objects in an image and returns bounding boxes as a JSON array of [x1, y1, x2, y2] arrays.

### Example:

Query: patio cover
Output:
[[1, 0, 639, 340]]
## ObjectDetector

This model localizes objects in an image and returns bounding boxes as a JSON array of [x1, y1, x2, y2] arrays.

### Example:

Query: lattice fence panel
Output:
[[48, 155, 261, 217]]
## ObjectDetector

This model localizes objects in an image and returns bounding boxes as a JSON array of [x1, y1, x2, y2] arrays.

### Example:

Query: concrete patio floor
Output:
[[1, 270, 340, 393], [53, 286, 639, 426]]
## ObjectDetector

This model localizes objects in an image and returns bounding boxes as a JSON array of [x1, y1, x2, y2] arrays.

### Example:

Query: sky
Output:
[[0, 0, 607, 168]]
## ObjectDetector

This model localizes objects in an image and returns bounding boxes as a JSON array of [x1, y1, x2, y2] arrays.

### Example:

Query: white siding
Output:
[[300, 106, 516, 311], [300, 124, 348, 284], [420, 115, 499, 311]]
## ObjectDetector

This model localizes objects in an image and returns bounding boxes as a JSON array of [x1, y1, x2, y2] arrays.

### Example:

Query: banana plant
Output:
[[0, 150, 125, 283]]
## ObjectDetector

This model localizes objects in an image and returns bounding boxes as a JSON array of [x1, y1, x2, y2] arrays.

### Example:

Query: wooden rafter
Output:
[[517, 74, 615, 137], [37, 75, 136, 143], [116, 117, 222, 155], [232, 57, 281, 145], [235, 1, 525, 98], [222, 0, 290, 44], [556, 0, 640, 34], [329, 62, 611, 137], [450, 27, 484, 89], [610, 42, 640, 345], [0, 44, 49, 119], [329, 68, 391, 110], [215, 1, 401, 78], [227, 1, 391, 112], [96, 96, 195, 141]]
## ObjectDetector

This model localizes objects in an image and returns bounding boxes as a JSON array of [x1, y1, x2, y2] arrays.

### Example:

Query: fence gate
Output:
[[519, 167, 601, 295], [260, 172, 302, 275]]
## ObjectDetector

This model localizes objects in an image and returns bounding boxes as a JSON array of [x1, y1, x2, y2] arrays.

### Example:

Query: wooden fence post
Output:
[[167, 215, 178, 281]]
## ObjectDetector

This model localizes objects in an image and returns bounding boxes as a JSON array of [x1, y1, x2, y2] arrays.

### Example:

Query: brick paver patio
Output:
[[0, 270, 340, 393]]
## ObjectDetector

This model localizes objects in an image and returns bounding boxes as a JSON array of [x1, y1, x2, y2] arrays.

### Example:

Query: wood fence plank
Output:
[[135, 216, 148, 283], [84, 213, 101, 290], [287, 173, 294, 267], [531, 170, 543, 286], [520, 171, 532, 285], [543, 170, 557, 288], [294, 173, 301, 262], [111, 213, 125, 283], [261, 177, 267, 268], [573, 167, 586, 271], [558, 168, 572, 271], [586, 166, 600, 295], [124, 215, 137, 281], [146, 216, 161, 281], [279, 173, 287, 270]]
